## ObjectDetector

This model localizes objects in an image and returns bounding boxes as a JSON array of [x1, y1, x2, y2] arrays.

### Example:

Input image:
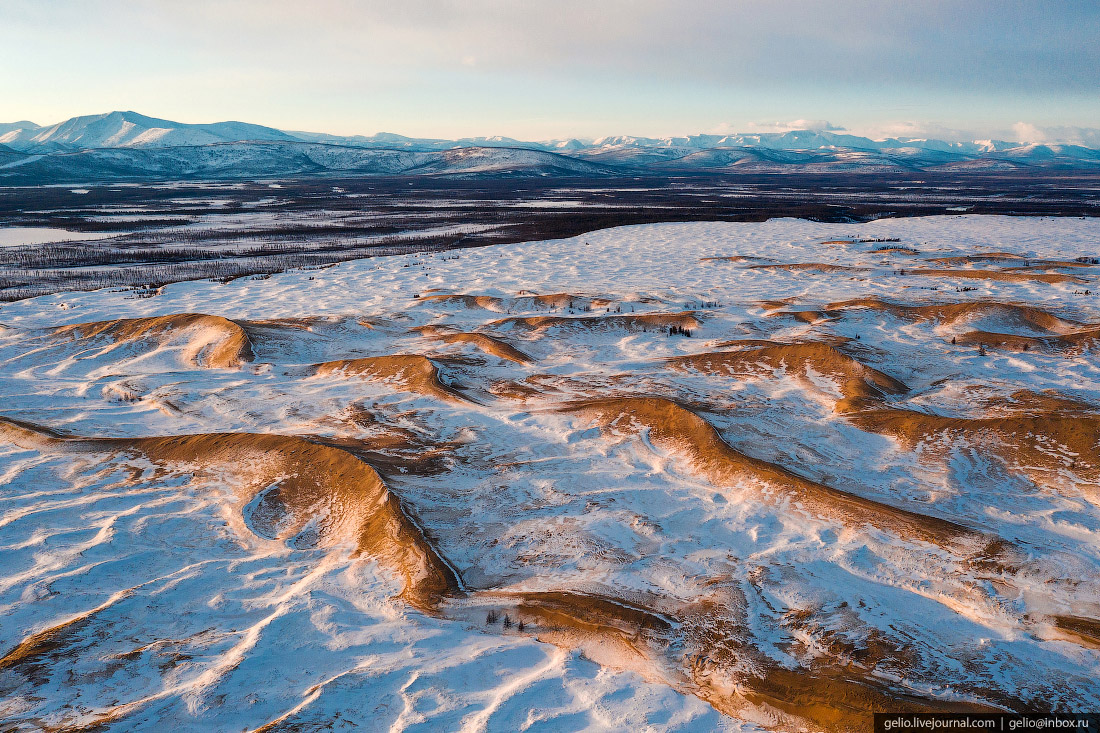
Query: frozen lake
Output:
[[0, 226, 118, 247]]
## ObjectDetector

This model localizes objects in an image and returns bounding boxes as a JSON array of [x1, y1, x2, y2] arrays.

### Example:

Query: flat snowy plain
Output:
[[1, 215, 1099, 731]]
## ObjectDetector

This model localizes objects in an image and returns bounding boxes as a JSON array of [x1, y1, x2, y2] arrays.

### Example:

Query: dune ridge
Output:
[[418, 292, 613, 312], [0, 417, 460, 609], [460, 586, 1015, 733], [825, 298, 1100, 353], [667, 342, 908, 413], [848, 408, 1100, 491], [927, 253, 1096, 268], [902, 268, 1087, 284], [748, 263, 867, 274], [413, 325, 533, 364], [53, 313, 254, 368], [954, 327, 1100, 354], [489, 311, 701, 335], [1, 416, 1007, 732], [825, 298, 1084, 331], [560, 397, 976, 547], [312, 354, 466, 402]]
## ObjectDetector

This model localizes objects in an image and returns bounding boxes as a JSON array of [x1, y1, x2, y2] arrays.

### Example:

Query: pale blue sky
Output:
[[2, 0, 1098, 142]]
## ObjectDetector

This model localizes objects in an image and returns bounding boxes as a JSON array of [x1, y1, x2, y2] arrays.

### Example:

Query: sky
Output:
[[2, 0, 1099, 143]]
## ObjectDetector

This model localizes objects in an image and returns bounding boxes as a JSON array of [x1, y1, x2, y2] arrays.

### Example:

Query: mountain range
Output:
[[2, 110, 1099, 184]]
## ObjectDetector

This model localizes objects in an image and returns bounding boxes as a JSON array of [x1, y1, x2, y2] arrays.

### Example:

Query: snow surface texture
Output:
[[1, 216, 1099, 731]]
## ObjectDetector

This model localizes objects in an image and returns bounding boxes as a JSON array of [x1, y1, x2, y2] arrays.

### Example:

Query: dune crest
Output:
[[927, 253, 1096, 268], [850, 407, 1100, 493], [312, 354, 466, 402], [825, 298, 1083, 330], [461, 587, 1011, 733], [560, 397, 977, 547], [413, 325, 533, 364], [667, 342, 908, 413], [418, 292, 613, 312], [903, 268, 1087, 284], [748, 263, 867, 274], [0, 417, 459, 609], [825, 298, 1100, 353], [53, 313, 253, 368], [954, 327, 1100, 354]]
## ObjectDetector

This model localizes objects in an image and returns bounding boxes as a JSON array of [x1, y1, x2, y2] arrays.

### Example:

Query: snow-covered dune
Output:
[[1, 216, 1099, 731]]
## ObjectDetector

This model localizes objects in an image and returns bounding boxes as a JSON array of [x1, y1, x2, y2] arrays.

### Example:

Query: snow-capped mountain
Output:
[[0, 140, 616, 184], [1, 111, 1099, 183], [0, 111, 295, 153]]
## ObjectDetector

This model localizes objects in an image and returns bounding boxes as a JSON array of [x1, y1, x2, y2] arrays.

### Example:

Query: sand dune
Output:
[[560, 397, 976, 547], [667, 342, 908, 412], [312, 354, 466, 402], [849, 407, 1100, 491], [700, 255, 773, 263], [903, 268, 1088, 284], [928, 253, 1096, 268], [871, 246, 921, 255], [419, 292, 613, 312], [239, 316, 330, 331], [0, 417, 459, 609], [825, 297, 1083, 332], [53, 313, 253, 368], [748, 263, 867, 274], [467, 587, 1012, 732], [413, 325, 533, 363], [417, 293, 507, 311], [514, 292, 614, 309], [825, 298, 1100, 352], [1052, 615, 1100, 648], [955, 327, 1100, 354], [5, 217, 1099, 729], [489, 311, 701, 335], [766, 309, 832, 324]]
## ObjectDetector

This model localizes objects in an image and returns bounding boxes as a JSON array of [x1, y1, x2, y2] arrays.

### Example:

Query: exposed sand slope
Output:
[[955, 327, 1100, 354], [472, 588, 1009, 733], [413, 325, 533, 364], [903, 268, 1088, 284], [0, 417, 459, 609], [53, 313, 253, 368], [560, 397, 977, 548], [826, 298, 1100, 352], [418, 293, 507, 311], [826, 298, 1084, 331], [418, 292, 613, 312], [667, 342, 908, 412], [312, 354, 466, 402], [927, 253, 1097, 268], [748, 263, 867, 274], [849, 408, 1100, 493]]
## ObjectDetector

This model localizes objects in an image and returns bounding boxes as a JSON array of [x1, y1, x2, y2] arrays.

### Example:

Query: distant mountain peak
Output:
[[0, 111, 296, 153], [2, 111, 1099, 183]]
